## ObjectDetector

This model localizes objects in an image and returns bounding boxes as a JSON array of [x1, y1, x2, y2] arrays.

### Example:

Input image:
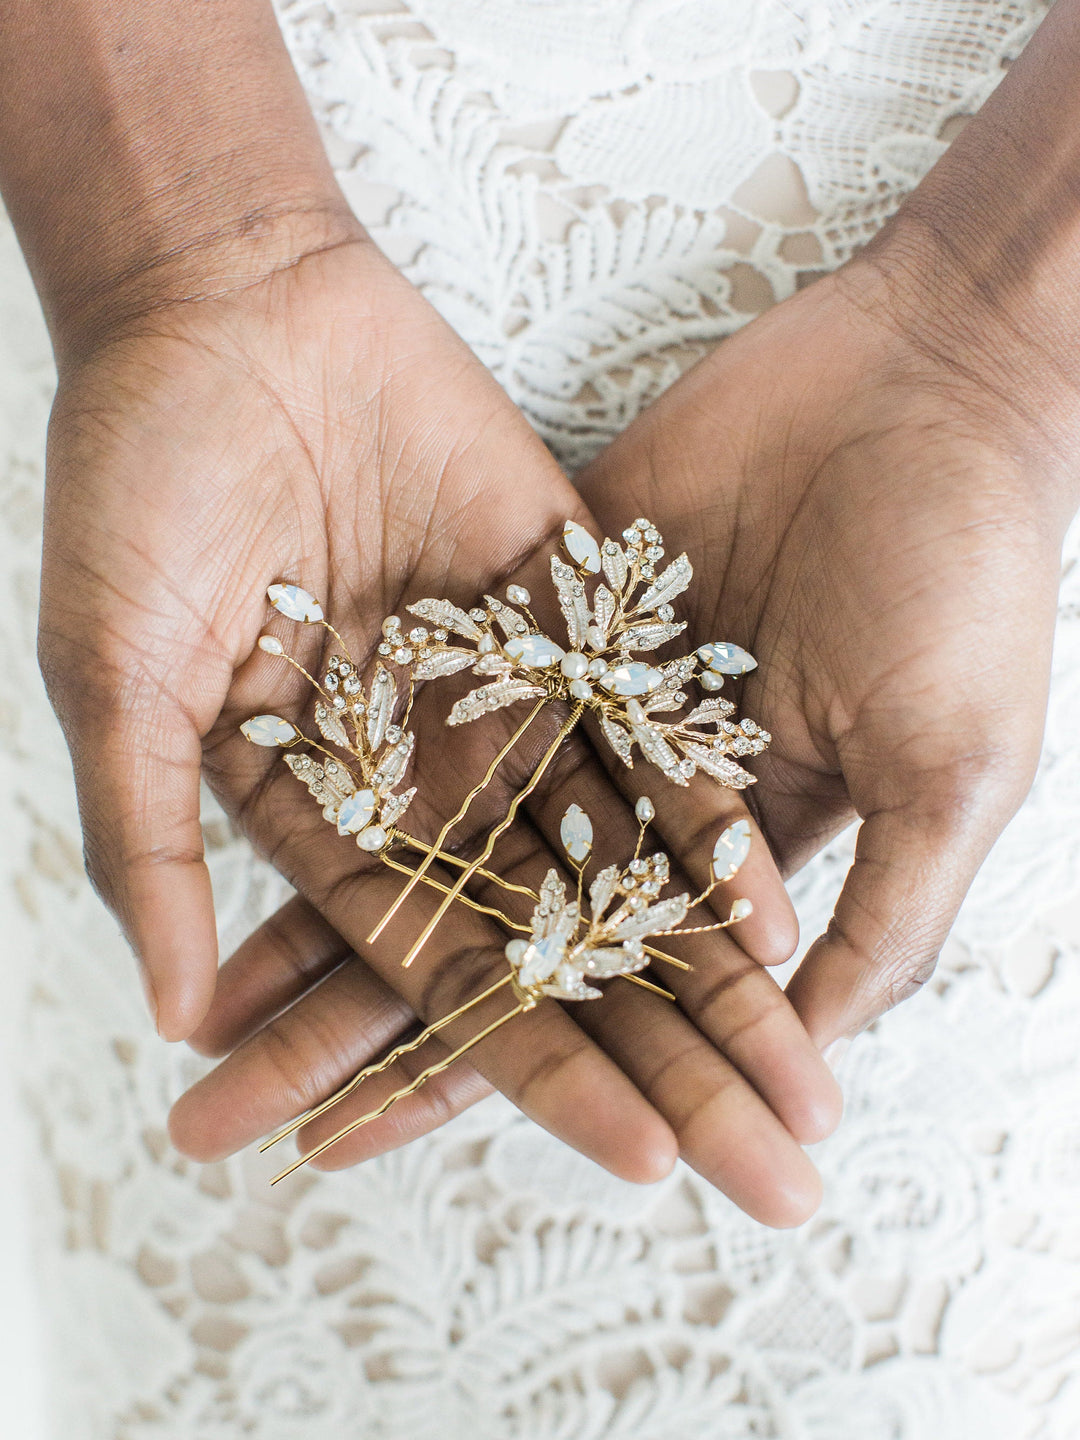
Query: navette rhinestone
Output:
[[267, 583, 323, 624], [560, 803, 593, 862], [505, 633, 566, 668], [240, 715, 297, 747], [712, 818, 752, 882], [336, 789, 376, 835], [599, 662, 664, 696], [562, 520, 602, 574], [698, 642, 758, 675]]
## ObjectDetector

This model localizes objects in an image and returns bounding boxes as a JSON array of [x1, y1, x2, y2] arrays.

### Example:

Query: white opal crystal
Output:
[[357, 825, 388, 852], [240, 715, 298, 747], [698, 642, 757, 675], [560, 803, 593, 862], [505, 633, 566, 668], [600, 663, 663, 696], [560, 652, 588, 679], [562, 520, 602, 574], [517, 933, 566, 987], [267, 583, 324, 624], [258, 634, 284, 655], [712, 818, 752, 882], [635, 796, 655, 825], [336, 789, 376, 836]]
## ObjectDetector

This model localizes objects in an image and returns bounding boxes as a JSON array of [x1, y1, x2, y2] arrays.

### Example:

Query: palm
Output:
[[579, 262, 1063, 1046]]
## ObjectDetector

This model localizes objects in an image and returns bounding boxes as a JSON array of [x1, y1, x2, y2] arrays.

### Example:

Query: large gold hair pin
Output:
[[240, 518, 769, 1181]]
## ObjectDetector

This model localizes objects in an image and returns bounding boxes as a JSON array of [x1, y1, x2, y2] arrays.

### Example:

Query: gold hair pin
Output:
[[240, 517, 768, 1180]]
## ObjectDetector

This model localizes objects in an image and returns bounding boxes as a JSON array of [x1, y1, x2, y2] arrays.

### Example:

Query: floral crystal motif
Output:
[[377, 517, 769, 789]]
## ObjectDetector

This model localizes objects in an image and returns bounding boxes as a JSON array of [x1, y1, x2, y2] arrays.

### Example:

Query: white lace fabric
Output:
[[3, 1, 1080, 1436]]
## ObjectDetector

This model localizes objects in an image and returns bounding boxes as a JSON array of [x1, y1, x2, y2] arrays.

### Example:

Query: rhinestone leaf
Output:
[[413, 648, 476, 680], [379, 786, 416, 828], [637, 553, 692, 612], [621, 620, 687, 651], [366, 665, 396, 751], [581, 944, 650, 980], [336, 789, 376, 835], [600, 715, 634, 768], [612, 893, 689, 940], [602, 540, 629, 593], [591, 584, 616, 644], [698, 641, 758, 675], [314, 701, 350, 750], [712, 818, 752, 882], [240, 715, 297, 747], [562, 520, 602, 574], [447, 680, 546, 726], [588, 864, 620, 919], [550, 556, 590, 649], [267, 583, 324, 624], [560, 804, 593, 862], [680, 742, 755, 789], [407, 598, 484, 642]]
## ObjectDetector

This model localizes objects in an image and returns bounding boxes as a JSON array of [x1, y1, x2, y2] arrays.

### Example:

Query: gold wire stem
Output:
[[270, 999, 530, 1184], [381, 855, 529, 933], [668, 917, 741, 936], [260, 971, 516, 1154], [367, 697, 548, 944], [642, 943, 692, 972], [626, 974, 677, 1002], [317, 618, 355, 666], [392, 832, 539, 902], [399, 702, 586, 969]]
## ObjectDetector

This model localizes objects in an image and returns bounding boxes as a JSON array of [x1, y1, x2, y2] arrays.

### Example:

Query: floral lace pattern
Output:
[[4, 1, 1080, 1436]]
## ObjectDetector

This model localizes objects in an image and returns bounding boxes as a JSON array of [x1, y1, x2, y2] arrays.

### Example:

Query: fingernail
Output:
[[822, 1038, 851, 1073]]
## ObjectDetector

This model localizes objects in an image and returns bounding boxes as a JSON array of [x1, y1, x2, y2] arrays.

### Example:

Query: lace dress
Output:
[[3, 2, 1080, 1436]]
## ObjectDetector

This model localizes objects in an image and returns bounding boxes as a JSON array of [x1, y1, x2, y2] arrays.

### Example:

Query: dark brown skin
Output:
[[3, 0, 1079, 1225]]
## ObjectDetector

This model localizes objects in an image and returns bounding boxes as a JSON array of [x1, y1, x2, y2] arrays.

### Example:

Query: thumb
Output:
[[51, 669, 219, 1041], [784, 786, 1011, 1050]]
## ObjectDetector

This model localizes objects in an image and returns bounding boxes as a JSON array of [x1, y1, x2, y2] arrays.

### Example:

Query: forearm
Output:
[[864, 0, 1080, 514], [0, 0, 360, 352]]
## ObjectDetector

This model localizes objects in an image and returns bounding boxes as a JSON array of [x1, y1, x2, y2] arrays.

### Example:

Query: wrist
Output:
[[0, 0, 359, 359]]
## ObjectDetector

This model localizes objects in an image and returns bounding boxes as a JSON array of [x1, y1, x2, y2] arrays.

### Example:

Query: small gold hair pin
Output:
[[239, 517, 767, 1180]]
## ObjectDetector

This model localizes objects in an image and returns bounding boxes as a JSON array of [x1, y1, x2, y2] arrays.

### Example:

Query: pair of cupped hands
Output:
[[38, 210, 1066, 1227]]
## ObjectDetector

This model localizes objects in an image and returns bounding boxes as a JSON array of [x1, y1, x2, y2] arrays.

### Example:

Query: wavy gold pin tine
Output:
[[260, 970, 516, 1154], [270, 998, 532, 1185], [397, 701, 586, 969], [366, 696, 547, 945]]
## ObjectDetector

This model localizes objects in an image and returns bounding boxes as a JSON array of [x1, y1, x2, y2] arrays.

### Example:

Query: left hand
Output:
[[577, 248, 1075, 1051]]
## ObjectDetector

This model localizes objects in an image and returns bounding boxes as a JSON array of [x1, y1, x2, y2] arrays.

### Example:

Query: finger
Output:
[[785, 798, 997, 1048], [571, 974, 823, 1227], [202, 746, 680, 1183], [169, 955, 485, 1162], [61, 689, 218, 1040], [188, 894, 352, 1058]]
